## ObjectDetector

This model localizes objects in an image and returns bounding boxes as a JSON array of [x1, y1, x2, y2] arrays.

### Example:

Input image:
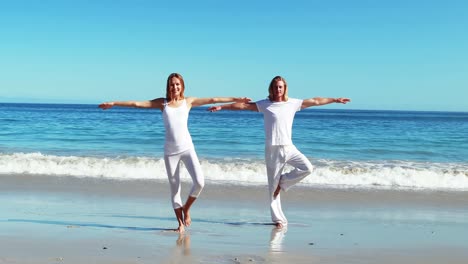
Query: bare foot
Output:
[[273, 183, 281, 199], [175, 225, 185, 233], [174, 207, 185, 232], [183, 207, 191, 227], [275, 222, 283, 229]]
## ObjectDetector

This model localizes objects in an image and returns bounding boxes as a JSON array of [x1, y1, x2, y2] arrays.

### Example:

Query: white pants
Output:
[[164, 148, 205, 209], [265, 145, 314, 225]]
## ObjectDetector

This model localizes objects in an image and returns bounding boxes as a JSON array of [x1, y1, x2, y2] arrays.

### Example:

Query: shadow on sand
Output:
[[6, 218, 173, 231]]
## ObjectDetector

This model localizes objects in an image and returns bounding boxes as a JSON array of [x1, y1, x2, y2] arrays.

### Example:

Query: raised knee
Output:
[[198, 181, 205, 191], [305, 163, 314, 175], [193, 181, 205, 195]]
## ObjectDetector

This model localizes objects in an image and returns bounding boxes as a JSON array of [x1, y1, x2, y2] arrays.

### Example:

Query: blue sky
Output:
[[1, 0, 467, 111]]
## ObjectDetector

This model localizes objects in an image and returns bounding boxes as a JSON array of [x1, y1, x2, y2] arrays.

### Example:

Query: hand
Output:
[[208, 106, 222, 112], [335, 98, 350, 104], [98, 102, 114, 110], [234, 97, 251, 103]]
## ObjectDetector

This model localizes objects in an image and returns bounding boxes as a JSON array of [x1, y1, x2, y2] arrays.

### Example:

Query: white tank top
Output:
[[162, 99, 194, 155]]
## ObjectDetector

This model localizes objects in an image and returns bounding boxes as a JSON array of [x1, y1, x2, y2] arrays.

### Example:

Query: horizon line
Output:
[[1, 101, 467, 114]]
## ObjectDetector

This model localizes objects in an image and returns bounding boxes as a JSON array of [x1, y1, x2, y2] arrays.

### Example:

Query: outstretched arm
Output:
[[98, 98, 165, 110], [188, 97, 251, 108], [208, 102, 258, 112], [301, 97, 350, 109]]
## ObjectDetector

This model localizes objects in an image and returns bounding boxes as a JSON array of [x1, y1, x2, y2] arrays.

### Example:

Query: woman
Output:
[[209, 75, 350, 228], [99, 73, 250, 232]]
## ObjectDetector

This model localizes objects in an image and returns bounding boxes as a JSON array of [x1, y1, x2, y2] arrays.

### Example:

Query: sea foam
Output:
[[1, 152, 467, 191]]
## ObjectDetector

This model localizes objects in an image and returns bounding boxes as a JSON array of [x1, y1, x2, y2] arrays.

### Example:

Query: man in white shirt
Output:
[[209, 76, 350, 228]]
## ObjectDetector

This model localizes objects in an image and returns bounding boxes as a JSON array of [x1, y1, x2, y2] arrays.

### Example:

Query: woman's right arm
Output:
[[208, 102, 258, 112], [99, 98, 165, 110]]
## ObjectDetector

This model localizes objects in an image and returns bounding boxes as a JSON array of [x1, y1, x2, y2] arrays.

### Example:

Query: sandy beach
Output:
[[1, 174, 467, 263]]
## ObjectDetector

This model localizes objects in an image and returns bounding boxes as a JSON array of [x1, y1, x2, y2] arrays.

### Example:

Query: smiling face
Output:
[[268, 76, 288, 102], [166, 73, 185, 101], [169, 77, 182, 98]]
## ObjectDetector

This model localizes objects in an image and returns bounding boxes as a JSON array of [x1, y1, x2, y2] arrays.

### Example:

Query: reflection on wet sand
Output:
[[161, 233, 192, 264], [269, 227, 287, 253]]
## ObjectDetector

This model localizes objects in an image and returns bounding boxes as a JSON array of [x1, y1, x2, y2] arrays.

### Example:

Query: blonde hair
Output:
[[268, 76, 288, 101], [166, 73, 185, 101]]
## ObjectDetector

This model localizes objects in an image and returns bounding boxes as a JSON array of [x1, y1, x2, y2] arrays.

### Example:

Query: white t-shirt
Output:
[[162, 99, 194, 155], [256, 98, 303, 146]]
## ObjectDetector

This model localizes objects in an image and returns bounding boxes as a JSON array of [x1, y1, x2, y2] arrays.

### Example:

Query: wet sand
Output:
[[1, 174, 468, 263]]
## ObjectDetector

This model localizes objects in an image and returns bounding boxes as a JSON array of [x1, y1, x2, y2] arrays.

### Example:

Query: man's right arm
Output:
[[208, 102, 258, 112]]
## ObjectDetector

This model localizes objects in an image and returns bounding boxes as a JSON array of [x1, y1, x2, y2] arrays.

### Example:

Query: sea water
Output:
[[1, 102, 467, 190]]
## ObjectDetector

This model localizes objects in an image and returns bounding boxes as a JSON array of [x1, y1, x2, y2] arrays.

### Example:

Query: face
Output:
[[272, 80, 285, 101], [168, 77, 183, 98]]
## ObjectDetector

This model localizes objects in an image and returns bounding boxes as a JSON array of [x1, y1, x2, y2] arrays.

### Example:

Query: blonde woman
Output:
[[99, 73, 250, 232]]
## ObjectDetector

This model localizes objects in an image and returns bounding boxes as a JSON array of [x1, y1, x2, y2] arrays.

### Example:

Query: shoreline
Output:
[[1, 173, 467, 207], [1, 173, 468, 263]]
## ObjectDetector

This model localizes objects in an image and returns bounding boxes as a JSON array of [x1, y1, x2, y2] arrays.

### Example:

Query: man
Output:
[[209, 76, 350, 228]]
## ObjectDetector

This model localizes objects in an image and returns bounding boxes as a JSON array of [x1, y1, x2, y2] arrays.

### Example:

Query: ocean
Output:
[[1, 102, 467, 191]]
